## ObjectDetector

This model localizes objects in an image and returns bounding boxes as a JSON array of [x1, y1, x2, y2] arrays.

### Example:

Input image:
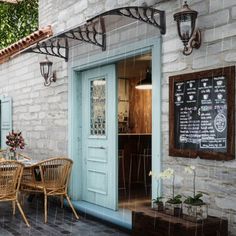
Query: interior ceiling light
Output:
[[135, 68, 152, 90]]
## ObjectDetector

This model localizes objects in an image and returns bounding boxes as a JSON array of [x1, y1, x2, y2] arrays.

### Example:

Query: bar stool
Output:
[[129, 148, 151, 195], [118, 149, 126, 196]]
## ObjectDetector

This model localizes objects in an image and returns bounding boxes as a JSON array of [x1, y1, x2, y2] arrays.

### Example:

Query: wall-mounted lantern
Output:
[[135, 68, 152, 90], [39, 56, 56, 86], [173, 1, 201, 55]]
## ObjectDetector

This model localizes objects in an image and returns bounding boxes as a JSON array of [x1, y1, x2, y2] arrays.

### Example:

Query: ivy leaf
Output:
[[0, 0, 38, 49]]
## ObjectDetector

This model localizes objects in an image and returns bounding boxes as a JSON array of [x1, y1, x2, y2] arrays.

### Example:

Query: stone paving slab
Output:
[[0, 198, 130, 236]]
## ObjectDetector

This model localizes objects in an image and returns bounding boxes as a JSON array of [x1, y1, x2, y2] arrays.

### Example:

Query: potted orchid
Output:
[[149, 171, 164, 211], [150, 168, 182, 215], [6, 130, 25, 160], [152, 196, 164, 211], [160, 168, 182, 216], [183, 165, 208, 222]]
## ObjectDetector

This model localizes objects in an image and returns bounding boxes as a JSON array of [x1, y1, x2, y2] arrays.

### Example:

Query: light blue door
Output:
[[81, 64, 117, 210], [0, 96, 12, 149]]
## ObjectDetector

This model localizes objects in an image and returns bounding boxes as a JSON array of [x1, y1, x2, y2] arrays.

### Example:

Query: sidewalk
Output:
[[0, 198, 130, 236]]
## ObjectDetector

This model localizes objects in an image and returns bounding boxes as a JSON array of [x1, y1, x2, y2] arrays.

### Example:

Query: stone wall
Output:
[[0, 0, 236, 235], [66, 0, 236, 234], [0, 53, 68, 159]]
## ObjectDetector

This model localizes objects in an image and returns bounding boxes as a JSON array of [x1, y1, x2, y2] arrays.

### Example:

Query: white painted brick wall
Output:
[[0, 52, 68, 160]]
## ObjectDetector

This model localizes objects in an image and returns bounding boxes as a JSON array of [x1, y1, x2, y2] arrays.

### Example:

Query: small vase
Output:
[[165, 202, 182, 216], [153, 202, 164, 211], [9, 150, 17, 160], [182, 203, 208, 222]]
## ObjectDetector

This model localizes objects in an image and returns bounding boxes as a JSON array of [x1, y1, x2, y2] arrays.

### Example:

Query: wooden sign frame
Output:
[[169, 66, 235, 161]]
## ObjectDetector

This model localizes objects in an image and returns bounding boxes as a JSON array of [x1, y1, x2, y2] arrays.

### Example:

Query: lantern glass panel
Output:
[[179, 14, 193, 41], [40, 62, 52, 78]]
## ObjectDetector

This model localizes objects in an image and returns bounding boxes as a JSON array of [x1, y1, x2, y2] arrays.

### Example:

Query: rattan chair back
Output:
[[0, 161, 22, 199], [39, 157, 72, 194], [0, 160, 30, 227]]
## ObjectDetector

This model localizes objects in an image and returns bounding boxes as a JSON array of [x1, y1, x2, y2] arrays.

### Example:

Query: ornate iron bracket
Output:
[[26, 37, 69, 61], [89, 6, 166, 35], [26, 6, 165, 61], [61, 17, 106, 51]]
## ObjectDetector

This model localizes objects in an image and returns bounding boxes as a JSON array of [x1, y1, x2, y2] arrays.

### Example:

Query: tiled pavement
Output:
[[0, 197, 130, 236]]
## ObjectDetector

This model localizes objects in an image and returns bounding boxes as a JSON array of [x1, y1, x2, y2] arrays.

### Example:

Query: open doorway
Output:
[[117, 52, 152, 210]]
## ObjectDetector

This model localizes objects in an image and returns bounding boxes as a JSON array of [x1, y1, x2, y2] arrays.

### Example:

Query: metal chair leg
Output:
[[128, 154, 133, 197], [121, 155, 126, 197], [143, 155, 147, 195]]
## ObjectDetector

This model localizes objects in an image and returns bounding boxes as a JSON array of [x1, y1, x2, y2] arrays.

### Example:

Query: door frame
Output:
[[68, 36, 162, 202]]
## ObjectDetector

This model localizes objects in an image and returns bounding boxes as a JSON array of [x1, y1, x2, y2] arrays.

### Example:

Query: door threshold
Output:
[[65, 200, 132, 230]]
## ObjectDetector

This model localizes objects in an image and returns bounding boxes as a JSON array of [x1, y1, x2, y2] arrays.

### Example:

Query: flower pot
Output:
[[182, 203, 208, 222], [153, 202, 164, 211], [165, 202, 182, 216]]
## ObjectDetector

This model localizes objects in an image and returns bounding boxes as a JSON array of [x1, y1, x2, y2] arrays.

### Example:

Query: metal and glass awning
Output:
[[25, 6, 166, 61]]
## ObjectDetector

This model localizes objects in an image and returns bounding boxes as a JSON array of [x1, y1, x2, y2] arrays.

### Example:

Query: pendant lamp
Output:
[[135, 68, 152, 90]]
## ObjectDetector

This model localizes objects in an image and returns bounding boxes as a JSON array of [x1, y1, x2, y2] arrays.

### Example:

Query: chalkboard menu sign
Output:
[[169, 66, 235, 161]]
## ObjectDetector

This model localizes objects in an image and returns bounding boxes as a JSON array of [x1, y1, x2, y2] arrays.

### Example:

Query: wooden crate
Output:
[[132, 210, 228, 236]]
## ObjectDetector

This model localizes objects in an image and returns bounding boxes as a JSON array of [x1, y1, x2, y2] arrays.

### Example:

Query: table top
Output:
[[18, 159, 39, 167]]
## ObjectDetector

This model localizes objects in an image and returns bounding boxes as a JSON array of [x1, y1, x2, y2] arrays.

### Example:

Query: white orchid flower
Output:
[[184, 165, 197, 197], [159, 168, 174, 179], [149, 171, 161, 180], [184, 166, 193, 174], [184, 165, 196, 174], [149, 170, 162, 200], [149, 171, 157, 178]]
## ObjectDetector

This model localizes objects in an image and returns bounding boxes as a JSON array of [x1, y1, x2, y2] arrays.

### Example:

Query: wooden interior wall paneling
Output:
[[117, 56, 152, 134], [129, 77, 152, 134]]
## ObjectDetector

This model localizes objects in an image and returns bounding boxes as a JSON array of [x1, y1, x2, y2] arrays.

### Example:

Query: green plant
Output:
[[152, 196, 163, 204], [166, 194, 182, 204], [184, 193, 204, 205], [159, 168, 182, 204], [0, 0, 38, 49], [150, 168, 182, 205], [149, 171, 162, 205], [184, 165, 205, 205]]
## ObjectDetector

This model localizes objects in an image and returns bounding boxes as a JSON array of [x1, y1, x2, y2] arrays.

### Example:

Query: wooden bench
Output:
[[132, 209, 228, 236]]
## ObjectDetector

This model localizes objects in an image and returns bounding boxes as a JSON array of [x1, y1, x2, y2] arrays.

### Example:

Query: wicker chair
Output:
[[0, 160, 30, 227], [21, 157, 79, 223]]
